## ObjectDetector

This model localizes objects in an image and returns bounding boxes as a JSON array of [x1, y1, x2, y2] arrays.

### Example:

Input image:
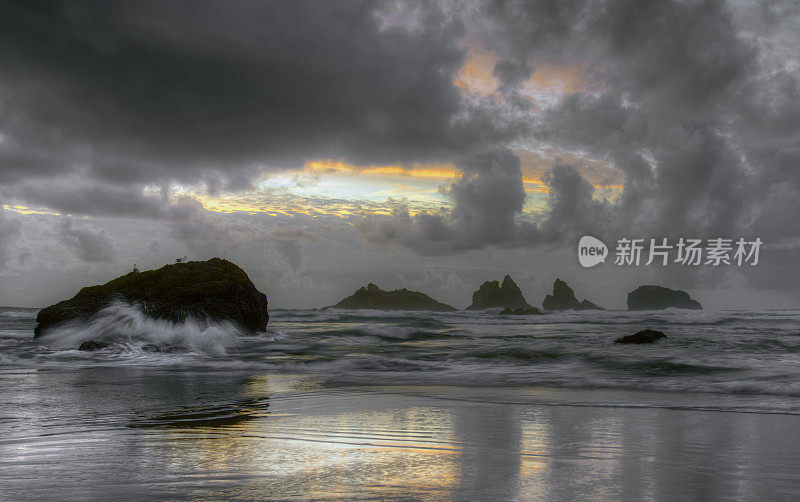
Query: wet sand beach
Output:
[[2, 369, 800, 501]]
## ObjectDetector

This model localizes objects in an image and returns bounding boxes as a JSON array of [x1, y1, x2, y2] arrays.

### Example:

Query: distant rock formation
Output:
[[35, 258, 269, 337], [627, 285, 702, 310], [499, 307, 542, 315], [331, 283, 456, 311], [542, 278, 602, 311], [615, 329, 667, 344], [467, 275, 531, 310]]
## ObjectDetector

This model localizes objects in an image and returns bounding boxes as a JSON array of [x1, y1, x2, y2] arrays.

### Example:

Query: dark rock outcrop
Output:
[[35, 258, 269, 337], [499, 307, 542, 315], [627, 285, 702, 310], [542, 278, 602, 311], [78, 340, 109, 351], [615, 329, 667, 344], [331, 283, 456, 311], [467, 275, 531, 310]]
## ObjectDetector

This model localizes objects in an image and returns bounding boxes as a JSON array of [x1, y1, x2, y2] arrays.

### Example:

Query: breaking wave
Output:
[[36, 301, 247, 356]]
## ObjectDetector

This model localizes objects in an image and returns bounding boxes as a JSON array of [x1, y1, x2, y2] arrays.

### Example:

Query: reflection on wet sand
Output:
[[4, 370, 800, 500], [129, 397, 270, 428], [146, 384, 463, 499], [130, 378, 800, 500]]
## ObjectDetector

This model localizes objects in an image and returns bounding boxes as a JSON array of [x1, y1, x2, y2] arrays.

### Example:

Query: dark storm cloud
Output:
[[493, 58, 534, 93], [7, 181, 167, 219], [54, 217, 117, 263], [449, 149, 527, 242], [480, 0, 762, 240], [0, 0, 521, 192]]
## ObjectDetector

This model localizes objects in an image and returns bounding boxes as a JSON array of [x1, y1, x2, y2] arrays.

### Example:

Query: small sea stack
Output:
[[615, 329, 668, 344], [330, 283, 456, 311], [542, 278, 602, 311], [627, 285, 702, 310], [35, 258, 269, 337], [467, 275, 531, 310]]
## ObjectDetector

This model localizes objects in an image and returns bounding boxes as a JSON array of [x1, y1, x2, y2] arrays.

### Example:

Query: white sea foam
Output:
[[0, 309, 38, 319]]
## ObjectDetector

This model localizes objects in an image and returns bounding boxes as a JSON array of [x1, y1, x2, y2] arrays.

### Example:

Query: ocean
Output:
[[3, 304, 800, 500]]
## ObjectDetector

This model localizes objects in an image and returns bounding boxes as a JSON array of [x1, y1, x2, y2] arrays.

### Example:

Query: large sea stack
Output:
[[331, 283, 456, 311], [467, 275, 531, 310], [35, 258, 269, 337], [542, 278, 602, 311], [627, 285, 702, 310]]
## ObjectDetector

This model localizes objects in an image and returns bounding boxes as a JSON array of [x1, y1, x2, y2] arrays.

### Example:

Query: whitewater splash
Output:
[[34, 302, 247, 356]]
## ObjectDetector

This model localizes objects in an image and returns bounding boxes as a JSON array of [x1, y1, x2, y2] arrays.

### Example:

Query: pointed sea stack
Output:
[[467, 275, 531, 310], [542, 278, 602, 311], [331, 283, 456, 311], [627, 285, 702, 310], [35, 258, 269, 337]]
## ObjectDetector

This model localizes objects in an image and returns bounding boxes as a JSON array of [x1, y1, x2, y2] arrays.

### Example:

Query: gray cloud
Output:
[[0, 206, 23, 269], [360, 151, 612, 255], [7, 181, 167, 219], [482, 0, 789, 246], [17, 247, 32, 267], [538, 162, 611, 242], [398, 265, 468, 293], [54, 217, 117, 263], [361, 148, 542, 254], [269, 227, 318, 272]]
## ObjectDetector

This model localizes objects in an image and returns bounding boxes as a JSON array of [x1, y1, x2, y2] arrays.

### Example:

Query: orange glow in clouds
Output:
[[454, 38, 595, 107]]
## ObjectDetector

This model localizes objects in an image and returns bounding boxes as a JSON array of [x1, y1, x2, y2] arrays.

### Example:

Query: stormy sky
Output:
[[1, 0, 799, 309]]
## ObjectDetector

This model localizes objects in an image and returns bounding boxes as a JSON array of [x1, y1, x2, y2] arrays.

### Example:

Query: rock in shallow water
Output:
[[35, 258, 269, 337], [78, 340, 110, 351], [615, 329, 668, 344]]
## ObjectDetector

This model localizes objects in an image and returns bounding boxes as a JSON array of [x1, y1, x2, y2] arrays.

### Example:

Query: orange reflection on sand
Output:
[[148, 380, 463, 500]]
